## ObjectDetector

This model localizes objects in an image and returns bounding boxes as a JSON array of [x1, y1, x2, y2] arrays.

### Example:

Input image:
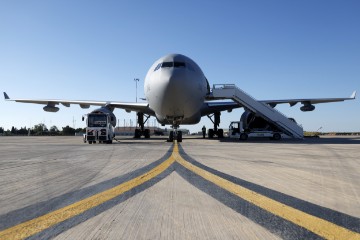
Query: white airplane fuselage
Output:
[[144, 54, 208, 126]]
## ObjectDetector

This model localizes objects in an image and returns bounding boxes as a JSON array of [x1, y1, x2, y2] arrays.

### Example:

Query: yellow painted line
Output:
[[0, 144, 177, 240], [175, 143, 360, 240]]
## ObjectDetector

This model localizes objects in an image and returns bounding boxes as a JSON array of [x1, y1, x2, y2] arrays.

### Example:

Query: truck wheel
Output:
[[240, 133, 248, 140], [273, 133, 281, 140], [88, 141, 92, 144]]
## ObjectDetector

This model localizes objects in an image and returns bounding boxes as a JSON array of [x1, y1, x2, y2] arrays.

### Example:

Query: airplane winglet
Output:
[[350, 91, 356, 99], [3, 92, 10, 100]]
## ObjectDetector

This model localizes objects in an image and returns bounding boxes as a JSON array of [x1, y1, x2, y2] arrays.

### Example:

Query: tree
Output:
[[0, 127, 4, 134], [11, 126, 17, 134], [33, 123, 48, 135], [62, 125, 75, 135], [50, 126, 59, 132], [17, 127, 28, 135], [75, 127, 86, 133], [49, 126, 60, 135]]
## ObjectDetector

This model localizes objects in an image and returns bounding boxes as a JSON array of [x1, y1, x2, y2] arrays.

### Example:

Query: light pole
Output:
[[134, 78, 139, 103], [134, 78, 140, 128]]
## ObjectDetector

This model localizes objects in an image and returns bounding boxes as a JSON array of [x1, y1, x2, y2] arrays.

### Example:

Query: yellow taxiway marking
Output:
[[1, 141, 359, 240], [175, 144, 360, 240], [0, 144, 177, 240]]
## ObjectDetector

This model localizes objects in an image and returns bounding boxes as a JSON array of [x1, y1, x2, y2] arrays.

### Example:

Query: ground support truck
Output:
[[82, 108, 116, 144], [228, 111, 294, 141]]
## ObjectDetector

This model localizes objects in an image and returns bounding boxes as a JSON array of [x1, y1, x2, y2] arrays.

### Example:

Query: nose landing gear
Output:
[[168, 120, 183, 142]]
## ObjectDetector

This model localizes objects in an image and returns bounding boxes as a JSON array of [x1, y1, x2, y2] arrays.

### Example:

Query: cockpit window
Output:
[[161, 62, 173, 68], [154, 63, 161, 71], [153, 61, 190, 72], [174, 62, 185, 68]]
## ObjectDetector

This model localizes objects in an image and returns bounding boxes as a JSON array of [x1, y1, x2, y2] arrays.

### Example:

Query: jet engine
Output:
[[300, 103, 315, 112], [43, 105, 59, 112]]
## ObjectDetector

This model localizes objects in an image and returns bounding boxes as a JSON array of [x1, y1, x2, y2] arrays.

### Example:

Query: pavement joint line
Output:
[[175, 144, 360, 240], [0, 143, 177, 240]]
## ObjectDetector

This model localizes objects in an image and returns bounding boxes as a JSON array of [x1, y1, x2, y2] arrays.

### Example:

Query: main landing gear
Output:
[[134, 112, 151, 139], [207, 112, 224, 139]]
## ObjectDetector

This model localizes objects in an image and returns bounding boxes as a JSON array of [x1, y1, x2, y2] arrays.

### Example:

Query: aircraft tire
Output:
[[134, 129, 141, 138], [144, 129, 150, 138], [208, 129, 214, 139], [177, 131, 182, 142], [217, 129, 224, 138], [168, 131, 174, 142]]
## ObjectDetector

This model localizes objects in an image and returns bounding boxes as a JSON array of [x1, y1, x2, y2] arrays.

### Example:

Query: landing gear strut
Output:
[[207, 112, 224, 138], [134, 112, 151, 138]]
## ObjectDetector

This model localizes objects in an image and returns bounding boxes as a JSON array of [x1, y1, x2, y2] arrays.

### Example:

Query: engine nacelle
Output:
[[300, 104, 315, 112], [91, 107, 117, 127], [43, 105, 59, 112]]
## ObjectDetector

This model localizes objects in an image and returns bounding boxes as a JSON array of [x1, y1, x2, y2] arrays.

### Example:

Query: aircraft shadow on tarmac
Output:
[[206, 136, 360, 145], [113, 136, 360, 145]]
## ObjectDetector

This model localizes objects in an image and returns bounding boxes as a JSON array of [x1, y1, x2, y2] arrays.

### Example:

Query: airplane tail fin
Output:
[[3, 92, 10, 100], [350, 91, 356, 99]]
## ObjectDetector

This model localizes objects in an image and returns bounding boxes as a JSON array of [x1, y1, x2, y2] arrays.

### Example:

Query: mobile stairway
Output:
[[211, 84, 303, 139]]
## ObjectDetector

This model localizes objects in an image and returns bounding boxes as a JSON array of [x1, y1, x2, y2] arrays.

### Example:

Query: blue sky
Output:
[[1, 1, 359, 133]]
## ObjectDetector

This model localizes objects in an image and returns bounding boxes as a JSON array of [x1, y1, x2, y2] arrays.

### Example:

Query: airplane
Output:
[[3, 54, 356, 142]]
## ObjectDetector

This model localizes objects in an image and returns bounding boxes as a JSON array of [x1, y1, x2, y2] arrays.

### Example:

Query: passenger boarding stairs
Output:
[[211, 84, 303, 139]]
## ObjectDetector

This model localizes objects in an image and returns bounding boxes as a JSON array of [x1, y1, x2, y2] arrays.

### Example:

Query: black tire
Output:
[[177, 131, 182, 142], [88, 141, 92, 144], [134, 129, 141, 138], [144, 129, 150, 138], [273, 133, 281, 140], [208, 129, 214, 139], [217, 129, 224, 138], [168, 131, 174, 142], [240, 133, 248, 140]]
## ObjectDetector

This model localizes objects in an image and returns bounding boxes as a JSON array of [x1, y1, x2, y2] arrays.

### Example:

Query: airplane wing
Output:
[[201, 91, 356, 115], [260, 91, 357, 108], [3, 92, 155, 115], [201, 101, 240, 116]]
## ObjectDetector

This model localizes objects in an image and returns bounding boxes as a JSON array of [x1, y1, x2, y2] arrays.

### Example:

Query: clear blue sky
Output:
[[1, 1, 359, 133]]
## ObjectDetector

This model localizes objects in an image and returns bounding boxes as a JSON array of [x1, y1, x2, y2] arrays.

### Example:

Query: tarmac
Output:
[[0, 136, 359, 239]]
